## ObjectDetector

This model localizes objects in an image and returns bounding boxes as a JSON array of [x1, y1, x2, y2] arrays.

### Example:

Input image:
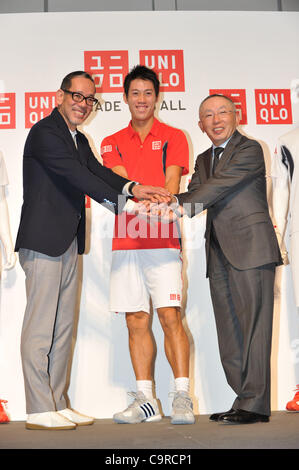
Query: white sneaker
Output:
[[26, 411, 76, 430], [58, 408, 94, 426], [113, 391, 162, 424], [171, 391, 195, 425]]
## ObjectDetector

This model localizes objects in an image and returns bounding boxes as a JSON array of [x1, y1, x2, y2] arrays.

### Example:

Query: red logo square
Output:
[[255, 89, 293, 124], [0, 93, 16, 129], [209, 89, 247, 125], [139, 50, 185, 92], [84, 51, 129, 93], [25, 92, 56, 129]]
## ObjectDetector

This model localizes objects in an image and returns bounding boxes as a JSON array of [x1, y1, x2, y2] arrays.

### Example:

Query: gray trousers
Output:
[[208, 234, 275, 416], [19, 239, 78, 414]]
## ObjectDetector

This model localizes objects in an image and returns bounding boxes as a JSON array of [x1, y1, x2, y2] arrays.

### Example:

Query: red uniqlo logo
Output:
[[170, 294, 181, 301], [255, 89, 293, 125], [0, 93, 16, 129], [140, 50, 185, 92], [25, 92, 56, 129], [210, 89, 247, 125], [84, 51, 129, 93]]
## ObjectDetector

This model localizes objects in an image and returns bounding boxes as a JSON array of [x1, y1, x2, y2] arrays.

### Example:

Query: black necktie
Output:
[[212, 147, 224, 174]]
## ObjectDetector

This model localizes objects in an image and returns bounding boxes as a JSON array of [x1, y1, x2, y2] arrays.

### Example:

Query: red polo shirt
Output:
[[101, 118, 189, 250]]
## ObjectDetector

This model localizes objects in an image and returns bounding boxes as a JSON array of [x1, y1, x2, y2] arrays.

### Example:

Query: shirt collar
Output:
[[127, 117, 160, 139], [70, 129, 77, 139], [212, 136, 231, 152]]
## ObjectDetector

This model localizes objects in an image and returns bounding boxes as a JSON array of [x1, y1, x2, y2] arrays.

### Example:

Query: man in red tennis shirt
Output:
[[101, 65, 194, 425]]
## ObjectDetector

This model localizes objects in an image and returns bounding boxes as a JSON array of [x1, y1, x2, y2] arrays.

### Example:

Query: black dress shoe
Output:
[[209, 408, 234, 421], [218, 409, 269, 424]]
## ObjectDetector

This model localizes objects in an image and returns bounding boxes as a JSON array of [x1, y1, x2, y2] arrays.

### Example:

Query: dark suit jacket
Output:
[[15, 108, 130, 257], [177, 130, 282, 272]]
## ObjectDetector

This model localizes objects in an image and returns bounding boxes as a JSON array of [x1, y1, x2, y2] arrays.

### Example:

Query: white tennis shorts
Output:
[[109, 248, 182, 314]]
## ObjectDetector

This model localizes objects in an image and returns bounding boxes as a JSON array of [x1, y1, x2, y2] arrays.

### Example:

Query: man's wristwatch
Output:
[[128, 181, 139, 196]]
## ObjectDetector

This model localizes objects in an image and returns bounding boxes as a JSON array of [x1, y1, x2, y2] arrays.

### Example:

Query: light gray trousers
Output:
[[19, 239, 78, 414]]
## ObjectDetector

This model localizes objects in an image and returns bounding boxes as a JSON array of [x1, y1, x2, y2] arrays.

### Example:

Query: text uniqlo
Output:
[[140, 50, 185, 92], [255, 89, 293, 125], [25, 92, 56, 129]]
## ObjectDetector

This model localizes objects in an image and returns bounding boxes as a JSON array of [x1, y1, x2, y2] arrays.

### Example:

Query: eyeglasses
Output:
[[61, 89, 98, 107], [202, 110, 235, 120]]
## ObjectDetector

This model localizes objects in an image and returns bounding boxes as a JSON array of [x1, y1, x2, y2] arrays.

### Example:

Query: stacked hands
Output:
[[130, 184, 183, 223]]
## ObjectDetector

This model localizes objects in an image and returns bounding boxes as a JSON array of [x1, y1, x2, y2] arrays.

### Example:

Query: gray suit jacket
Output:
[[177, 130, 282, 272]]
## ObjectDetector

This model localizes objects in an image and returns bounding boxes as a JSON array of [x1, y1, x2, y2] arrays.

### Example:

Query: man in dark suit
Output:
[[163, 94, 282, 424], [15, 71, 169, 430]]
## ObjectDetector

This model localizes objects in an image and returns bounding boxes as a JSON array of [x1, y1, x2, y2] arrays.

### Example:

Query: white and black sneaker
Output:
[[171, 391, 195, 425], [113, 391, 162, 424]]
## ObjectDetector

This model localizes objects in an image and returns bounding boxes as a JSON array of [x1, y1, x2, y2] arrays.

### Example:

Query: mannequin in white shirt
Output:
[[0, 186, 16, 272], [0, 154, 16, 272]]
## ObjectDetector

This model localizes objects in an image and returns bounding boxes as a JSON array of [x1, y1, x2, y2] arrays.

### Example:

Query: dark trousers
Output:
[[208, 230, 275, 415]]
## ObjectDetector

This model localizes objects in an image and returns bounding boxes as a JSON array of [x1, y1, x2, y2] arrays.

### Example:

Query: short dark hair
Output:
[[199, 94, 236, 115], [60, 71, 95, 90], [123, 65, 160, 97]]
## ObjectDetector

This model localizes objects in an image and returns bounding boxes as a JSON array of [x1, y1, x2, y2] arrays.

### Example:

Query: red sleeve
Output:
[[166, 128, 189, 176], [101, 135, 123, 169]]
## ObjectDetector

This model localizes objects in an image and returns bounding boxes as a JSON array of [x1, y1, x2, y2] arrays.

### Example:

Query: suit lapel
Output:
[[214, 130, 242, 174], [74, 132, 87, 165], [52, 108, 84, 164], [197, 148, 212, 182], [204, 148, 212, 179]]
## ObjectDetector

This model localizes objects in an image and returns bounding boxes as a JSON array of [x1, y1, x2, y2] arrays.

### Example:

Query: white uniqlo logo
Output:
[[101, 145, 112, 154], [152, 141, 162, 150]]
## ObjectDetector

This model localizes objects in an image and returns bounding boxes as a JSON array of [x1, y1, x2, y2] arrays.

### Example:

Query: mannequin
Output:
[[272, 127, 299, 411], [0, 152, 16, 423], [0, 153, 16, 272], [271, 127, 299, 307]]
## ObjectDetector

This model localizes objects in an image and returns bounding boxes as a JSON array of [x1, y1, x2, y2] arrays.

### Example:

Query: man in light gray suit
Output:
[[166, 94, 282, 424]]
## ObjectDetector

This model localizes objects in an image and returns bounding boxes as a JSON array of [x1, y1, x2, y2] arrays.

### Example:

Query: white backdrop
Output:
[[0, 11, 299, 420]]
